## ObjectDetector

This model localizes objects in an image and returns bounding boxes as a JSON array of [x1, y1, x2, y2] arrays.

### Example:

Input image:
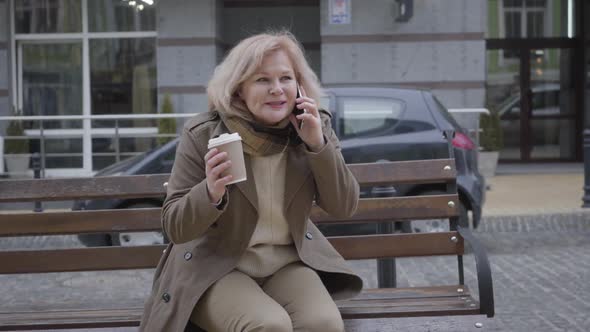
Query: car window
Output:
[[158, 144, 177, 173], [532, 91, 559, 109], [500, 89, 560, 119], [431, 96, 463, 132], [502, 99, 521, 118], [338, 97, 404, 139]]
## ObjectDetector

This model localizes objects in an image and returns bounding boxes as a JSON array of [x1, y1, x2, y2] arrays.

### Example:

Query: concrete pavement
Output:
[[483, 163, 585, 217]]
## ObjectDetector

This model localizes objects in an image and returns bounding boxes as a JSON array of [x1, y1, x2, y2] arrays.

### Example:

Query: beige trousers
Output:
[[190, 262, 344, 332]]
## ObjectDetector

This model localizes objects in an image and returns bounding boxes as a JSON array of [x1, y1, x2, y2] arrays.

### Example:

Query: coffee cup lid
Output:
[[208, 133, 242, 149]]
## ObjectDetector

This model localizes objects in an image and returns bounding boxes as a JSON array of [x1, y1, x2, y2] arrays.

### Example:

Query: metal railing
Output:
[[0, 113, 198, 177]]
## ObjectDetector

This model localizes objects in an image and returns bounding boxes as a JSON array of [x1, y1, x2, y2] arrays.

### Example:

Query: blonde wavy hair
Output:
[[207, 31, 323, 121]]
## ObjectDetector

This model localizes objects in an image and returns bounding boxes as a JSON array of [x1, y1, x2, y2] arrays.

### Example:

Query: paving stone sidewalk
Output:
[[2, 215, 588, 332]]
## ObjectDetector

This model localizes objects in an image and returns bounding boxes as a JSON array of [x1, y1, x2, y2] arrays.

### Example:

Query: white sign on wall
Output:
[[329, 0, 351, 24]]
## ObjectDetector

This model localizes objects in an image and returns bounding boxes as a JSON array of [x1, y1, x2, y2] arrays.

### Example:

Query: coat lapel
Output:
[[235, 153, 259, 211], [284, 145, 313, 210], [234, 147, 312, 213]]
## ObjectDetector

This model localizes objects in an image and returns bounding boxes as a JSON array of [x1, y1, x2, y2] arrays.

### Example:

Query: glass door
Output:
[[486, 49, 522, 161], [486, 0, 580, 162], [488, 47, 576, 161], [526, 48, 576, 160]]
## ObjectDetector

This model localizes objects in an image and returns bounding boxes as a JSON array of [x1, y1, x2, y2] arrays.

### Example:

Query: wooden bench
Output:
[[0, 142, 494, 330]]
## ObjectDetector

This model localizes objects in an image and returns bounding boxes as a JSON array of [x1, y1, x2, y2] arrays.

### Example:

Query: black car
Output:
[[76, 87, 485, 246]]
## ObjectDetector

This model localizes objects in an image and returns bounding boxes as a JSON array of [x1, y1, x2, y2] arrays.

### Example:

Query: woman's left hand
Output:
[[289, 89, 325, 152]]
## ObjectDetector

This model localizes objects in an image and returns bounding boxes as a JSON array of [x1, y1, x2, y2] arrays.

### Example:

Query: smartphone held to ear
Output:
[[293, 85, 306, 129]]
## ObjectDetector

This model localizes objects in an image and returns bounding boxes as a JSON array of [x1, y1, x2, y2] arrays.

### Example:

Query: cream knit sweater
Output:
[[235, 151, 300, 278]]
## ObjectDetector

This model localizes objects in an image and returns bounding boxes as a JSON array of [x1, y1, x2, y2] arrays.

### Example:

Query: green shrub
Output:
[[4, 116, 29, 154], [479, 109, 504, 152], [157, 94, 177, 146]]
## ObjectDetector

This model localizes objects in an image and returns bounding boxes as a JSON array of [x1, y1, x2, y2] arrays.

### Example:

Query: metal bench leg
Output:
[[377, 221, 396, 288]]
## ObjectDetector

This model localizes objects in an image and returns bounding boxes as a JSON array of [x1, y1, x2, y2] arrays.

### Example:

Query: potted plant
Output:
[[478, 107, 503, 178], [4, 111, 31, 177], [157, 94, 177, 146]]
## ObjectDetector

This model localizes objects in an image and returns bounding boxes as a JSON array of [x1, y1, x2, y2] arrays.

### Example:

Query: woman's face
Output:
[[239, 50, 297, 126]]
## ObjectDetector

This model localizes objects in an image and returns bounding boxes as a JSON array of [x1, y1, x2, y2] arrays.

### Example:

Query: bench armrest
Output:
[[457, 226, 495, 318]]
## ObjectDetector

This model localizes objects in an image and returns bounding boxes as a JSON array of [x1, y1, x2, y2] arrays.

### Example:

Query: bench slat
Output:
[[337, 286, 479, 319], [314, 195, 459, 224], [338, 303, 480, 319], [330, 232, 464, 259], [348, 285, 471, 300], [0, 174, 169, 202], [0, 307, 142, 331], [0, 208, 163, 236], [348, 159, 456, 186], [0, 159, 456, 202], [0, 246, 165, 274], [0, 195, 458, 237], [0, 286, 478, 331], [339, 298, 469, 309], [0, 232, 462, 274]]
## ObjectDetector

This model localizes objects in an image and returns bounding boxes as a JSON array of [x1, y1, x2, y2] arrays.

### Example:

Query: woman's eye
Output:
[[256, 77, 268, 82], [281, 76, 293, 81]]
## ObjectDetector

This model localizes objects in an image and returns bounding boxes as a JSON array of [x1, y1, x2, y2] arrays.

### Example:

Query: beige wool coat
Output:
[[139, 110, 363, 332]]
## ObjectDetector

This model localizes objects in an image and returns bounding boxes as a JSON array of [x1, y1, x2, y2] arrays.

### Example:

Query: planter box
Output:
[[4, 154, 31, 178], [478, 151, 499, 178]]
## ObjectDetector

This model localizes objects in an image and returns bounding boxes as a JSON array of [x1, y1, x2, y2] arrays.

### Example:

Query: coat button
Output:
[[184, 252, 192, 260], [162, 292, 171, 303], [305, 232, 313, 240]]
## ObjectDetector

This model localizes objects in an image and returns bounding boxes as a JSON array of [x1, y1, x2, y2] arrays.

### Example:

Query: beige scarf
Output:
[[217, 112, 301, 156]]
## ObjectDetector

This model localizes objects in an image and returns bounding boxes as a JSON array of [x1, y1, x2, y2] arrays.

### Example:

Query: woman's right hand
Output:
[[204, 148, 233, 204]]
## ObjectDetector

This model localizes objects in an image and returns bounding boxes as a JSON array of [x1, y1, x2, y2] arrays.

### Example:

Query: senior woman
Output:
[[139, 32, 362, 332]]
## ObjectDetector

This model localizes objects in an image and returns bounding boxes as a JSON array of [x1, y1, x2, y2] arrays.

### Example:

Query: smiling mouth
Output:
[[266, 101, 287, 108]]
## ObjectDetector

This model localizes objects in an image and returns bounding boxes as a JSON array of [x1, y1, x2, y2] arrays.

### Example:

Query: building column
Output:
[[156, 0, 223, 115], [320, 0, 487, 108], [0, 0, 10, 118]]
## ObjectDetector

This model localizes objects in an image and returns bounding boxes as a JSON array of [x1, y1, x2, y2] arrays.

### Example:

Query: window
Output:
[[15, 0, 82, 33], [88, 0, 156, 32], [502, 0, 546, 38], [504, 11, 522, 38], [12, 0, 157, 176], [338, 97, 404, 139], [502, 0, 547, 58]]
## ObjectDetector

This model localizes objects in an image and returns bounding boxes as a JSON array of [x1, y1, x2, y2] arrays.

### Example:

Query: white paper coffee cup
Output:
[[207, 133, 247, 185]]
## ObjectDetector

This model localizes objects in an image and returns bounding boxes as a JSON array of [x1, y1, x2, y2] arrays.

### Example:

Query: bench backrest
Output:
[[0, 157, 463, 275]]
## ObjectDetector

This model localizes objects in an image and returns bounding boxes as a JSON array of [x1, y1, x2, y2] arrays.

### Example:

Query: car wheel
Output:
[[402, 190, 469, 233], [110, 202, 166, 246]]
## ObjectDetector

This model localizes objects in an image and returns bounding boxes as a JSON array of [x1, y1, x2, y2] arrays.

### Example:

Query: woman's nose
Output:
[[269, 80, 284, 95]]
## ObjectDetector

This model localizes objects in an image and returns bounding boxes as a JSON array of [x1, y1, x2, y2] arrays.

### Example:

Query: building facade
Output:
[[0, 0, 587, 177]]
